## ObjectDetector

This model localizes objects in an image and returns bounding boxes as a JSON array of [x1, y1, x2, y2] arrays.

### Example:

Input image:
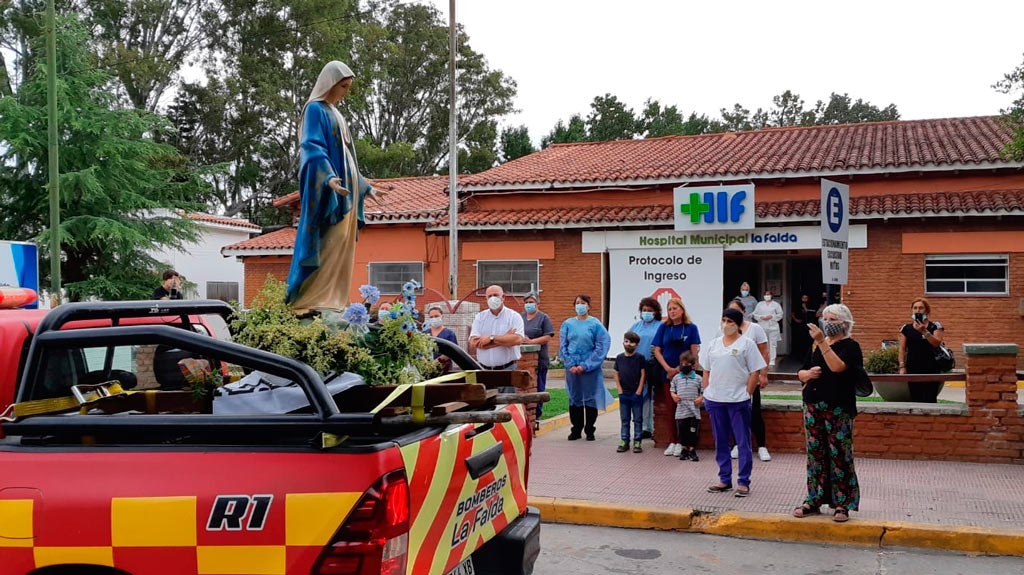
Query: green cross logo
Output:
[[679, 192, 710, 223]]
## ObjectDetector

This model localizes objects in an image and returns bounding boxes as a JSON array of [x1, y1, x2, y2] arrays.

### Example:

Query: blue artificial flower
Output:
[[412, 309, 420, 319], [400, 322, 415, 333], [402, 279, 420, 294], [359, 285, 381, 305], [341, 302, 370, 326]]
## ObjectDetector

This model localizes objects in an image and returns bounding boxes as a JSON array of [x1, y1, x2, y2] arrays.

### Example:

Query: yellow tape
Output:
[[411, 384, 425, 424]]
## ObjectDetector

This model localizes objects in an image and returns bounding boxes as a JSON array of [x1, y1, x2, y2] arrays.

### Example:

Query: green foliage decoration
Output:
[[864, 346, 899, 375]]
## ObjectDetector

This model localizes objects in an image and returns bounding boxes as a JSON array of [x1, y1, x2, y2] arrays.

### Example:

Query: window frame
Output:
[[367, 261, 426, 295], [475, 259, 541, 296], [923, 254, 1009, 296]]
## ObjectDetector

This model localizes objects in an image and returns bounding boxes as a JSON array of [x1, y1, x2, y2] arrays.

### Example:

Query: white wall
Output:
[[150, 223, 253, 302]]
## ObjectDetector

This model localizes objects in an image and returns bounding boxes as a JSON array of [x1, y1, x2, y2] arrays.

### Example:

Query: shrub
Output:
[[864, 346, 899, 374]]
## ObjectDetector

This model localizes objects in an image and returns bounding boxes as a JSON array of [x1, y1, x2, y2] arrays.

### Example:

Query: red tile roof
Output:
[[272, 175, 450, 222], [223, 227, 296, 252], [186, 212, 261, 231], [430, 190, 1024, 229], [458, 116, 1017, 190]]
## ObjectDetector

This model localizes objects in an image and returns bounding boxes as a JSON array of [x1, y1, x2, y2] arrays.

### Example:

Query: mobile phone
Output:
[[913, 313, 926, 323]]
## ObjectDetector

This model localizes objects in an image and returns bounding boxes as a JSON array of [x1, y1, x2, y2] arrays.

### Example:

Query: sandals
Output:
[[707, 483, 732, 493], [734, 487, 751, 498], [792, 504, 821, 518], [833, 508, 850, 523]]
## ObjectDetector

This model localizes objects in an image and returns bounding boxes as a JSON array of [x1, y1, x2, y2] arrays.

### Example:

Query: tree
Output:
[[585, 93, 638, 142], [82, 0, 213, 111], [809, 92, 900, 125], [640, 99, 719, 137], [347, 0, 516, 175], [500, 124, 534, 162], [541, 114, 586, 148], [995, 53, 1024, 161], [452, 120, 498, 174], [0, 16, 210, 301], [719, 103, 768, 132]]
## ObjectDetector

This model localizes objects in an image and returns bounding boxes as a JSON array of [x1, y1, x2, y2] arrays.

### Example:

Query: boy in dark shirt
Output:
[[614, 331, 646, 453], [153, 269, 183, 300]]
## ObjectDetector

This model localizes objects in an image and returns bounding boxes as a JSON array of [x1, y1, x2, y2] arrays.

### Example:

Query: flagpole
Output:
[[447, 0, 459, 300]]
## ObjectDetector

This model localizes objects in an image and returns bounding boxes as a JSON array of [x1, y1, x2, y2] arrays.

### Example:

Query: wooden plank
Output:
[[431, 402, 469, 416], [334, 383, 488, 412], [484, 389, 499, 400], [491, 392, 550, 404]]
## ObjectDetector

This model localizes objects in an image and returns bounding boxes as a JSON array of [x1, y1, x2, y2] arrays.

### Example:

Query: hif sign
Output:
[[673, 184, 756, 232]]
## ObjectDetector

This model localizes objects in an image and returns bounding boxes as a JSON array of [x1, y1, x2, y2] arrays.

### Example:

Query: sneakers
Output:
[[568, 431, 581, 441], [616, 440, 629, 453], [758, 447, 772, 461], [641, 430, 653, 440], [730, 445, 738, 459], [690, 451, 699, 462], [671, 443, 683, 457], [633, 441, 643, 453], [663, 443, 677, 456], [678, 449, 690, 461]]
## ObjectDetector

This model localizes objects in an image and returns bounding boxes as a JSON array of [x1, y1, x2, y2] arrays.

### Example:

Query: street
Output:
[[534, 523, 1024, 574]]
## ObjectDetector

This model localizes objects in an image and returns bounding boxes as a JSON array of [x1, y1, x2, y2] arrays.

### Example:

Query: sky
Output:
[[422, 0, 1024, 144]]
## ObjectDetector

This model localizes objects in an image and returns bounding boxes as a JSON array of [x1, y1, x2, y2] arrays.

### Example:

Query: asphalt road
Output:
[[534, 523, 1024, 575]]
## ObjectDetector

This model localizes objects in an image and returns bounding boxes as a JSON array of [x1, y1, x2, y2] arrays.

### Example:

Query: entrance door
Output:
[[761, 259, 788, 356]]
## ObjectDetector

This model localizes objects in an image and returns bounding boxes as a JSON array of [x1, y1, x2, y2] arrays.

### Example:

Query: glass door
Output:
[[761, 259, 788, 356]]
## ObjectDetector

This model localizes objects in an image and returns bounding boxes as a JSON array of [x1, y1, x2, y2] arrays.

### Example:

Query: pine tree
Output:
[[0, 16, 210, 301]]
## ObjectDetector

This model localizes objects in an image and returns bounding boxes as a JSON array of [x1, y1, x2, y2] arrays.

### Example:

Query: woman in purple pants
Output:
[[699, 308, 767, 497]]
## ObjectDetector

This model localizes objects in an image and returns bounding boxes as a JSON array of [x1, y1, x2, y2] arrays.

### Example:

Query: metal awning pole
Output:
[[447, 0, 458, 300]]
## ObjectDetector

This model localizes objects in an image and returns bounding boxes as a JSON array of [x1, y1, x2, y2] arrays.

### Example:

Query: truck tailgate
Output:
[[400, 403, 531, 575], [0, 446, 404, 575]]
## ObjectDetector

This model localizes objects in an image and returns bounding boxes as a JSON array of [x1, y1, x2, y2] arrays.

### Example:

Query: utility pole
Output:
[[46, 0, 61, 305], [447, 0, 458, 300]]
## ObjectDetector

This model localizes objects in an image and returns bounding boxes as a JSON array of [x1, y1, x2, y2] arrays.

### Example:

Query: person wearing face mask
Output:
[[898, 297, 946, 403], [737, 282, 758, 324], [469, 285, 526, 370], [700, 308, 766, 498], [794, 304, 863, 523], [613, 331, 646, 453], [423, 306, 459, 372], [670, 351, 703, 461], [521, 292, 555, 422], [375, 301, 393, 323], [723, 298, 772, 462], [653, 298, 702, 456], [559, 294, 612, 441], [629, 297, 663, 440], [752, 289, 784, 368]]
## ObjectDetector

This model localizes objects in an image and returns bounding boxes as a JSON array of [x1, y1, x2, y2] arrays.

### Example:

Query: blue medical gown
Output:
[[559, 317, 613, 409]]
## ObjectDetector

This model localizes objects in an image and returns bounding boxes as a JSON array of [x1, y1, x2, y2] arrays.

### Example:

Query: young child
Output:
[[614, 331, 646, 453], [670, 350, 703, 461]]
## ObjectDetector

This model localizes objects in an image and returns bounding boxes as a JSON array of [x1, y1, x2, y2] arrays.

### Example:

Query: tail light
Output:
[[313, 469, 410, 575]]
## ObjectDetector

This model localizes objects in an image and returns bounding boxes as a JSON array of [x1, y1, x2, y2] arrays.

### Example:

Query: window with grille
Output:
[[476, 260, 540, 296], [206, 281, 239, 303], [924, 255, 1008, 295], [368, 262, 425, 294]]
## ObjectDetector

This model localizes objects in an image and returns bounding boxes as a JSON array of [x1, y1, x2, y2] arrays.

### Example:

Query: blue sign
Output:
[[826, 187, 844, 233], [673, 184, 756, 232]]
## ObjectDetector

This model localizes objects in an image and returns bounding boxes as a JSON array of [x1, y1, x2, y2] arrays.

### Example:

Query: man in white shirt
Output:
[[752, 289, 784, 367], [469, 285, 526, 370]]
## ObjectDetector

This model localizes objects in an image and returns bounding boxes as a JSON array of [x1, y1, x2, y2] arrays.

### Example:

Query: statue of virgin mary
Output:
[[285, 61, 382, 313]]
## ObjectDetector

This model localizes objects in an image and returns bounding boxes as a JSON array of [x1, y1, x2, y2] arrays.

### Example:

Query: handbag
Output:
[[933, 344, 955, 372], [853, 366, 873, 398]]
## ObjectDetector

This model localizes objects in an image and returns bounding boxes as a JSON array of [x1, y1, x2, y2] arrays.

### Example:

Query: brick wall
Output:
[[242, 256, 292, 306], [845, 220, 1024, 369], [457, 230, 603, 359], [682, 346, 1023, 464]]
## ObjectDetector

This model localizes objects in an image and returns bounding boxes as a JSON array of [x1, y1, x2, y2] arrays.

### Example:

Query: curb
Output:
[[535, 400, 619, 437], [528, 496, 1024, 557]]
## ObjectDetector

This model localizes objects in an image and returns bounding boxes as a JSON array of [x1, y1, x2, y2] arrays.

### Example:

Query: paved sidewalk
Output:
[[529, 407, 1024, 530]]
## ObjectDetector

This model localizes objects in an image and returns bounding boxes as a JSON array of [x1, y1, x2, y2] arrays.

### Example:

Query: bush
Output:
[[864, 346, 899, 374]]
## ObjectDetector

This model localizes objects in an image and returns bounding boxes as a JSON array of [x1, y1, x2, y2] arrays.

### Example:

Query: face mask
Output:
[[821, 320, 845, 337], [741, 290, 749, 297], [764, 295, 772, 302], [680, 365, 693, 375], [425, 317, 442, 329], [641, 311, 654, 322], [575, 303, 589, 316], [722, 322, 738, 336], [524, 303, 537, 314], [623, 343, 637, 352], [487, 296, 502, 311], [378, 310, 389, 321]]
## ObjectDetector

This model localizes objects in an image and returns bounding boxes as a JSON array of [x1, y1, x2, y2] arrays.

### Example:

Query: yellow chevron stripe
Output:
[[409, 426, 460, 568], [285, 492, 361, 546], [0, 499, 33, 545], [34, 547, 113, 568], [197, 545, 285, 574]]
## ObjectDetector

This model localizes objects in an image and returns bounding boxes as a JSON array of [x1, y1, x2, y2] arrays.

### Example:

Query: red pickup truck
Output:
[[0, 300, 540, 575]]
